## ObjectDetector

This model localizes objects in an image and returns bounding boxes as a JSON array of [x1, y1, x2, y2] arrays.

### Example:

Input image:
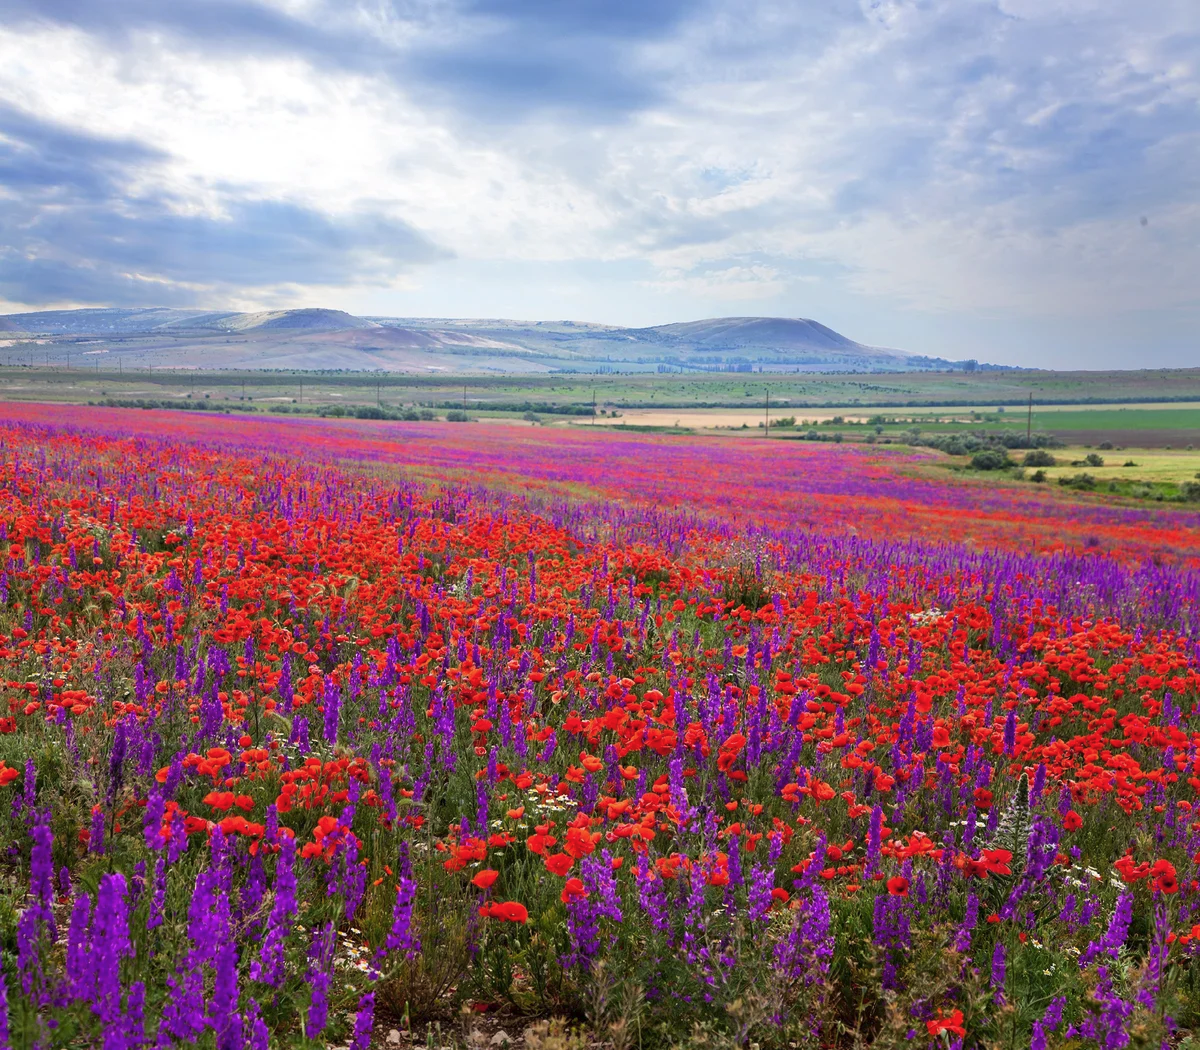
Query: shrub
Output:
[[1059, 473, 1097, 490], [970, 448, 1012, 471], [1023, 449, 1057, 467]]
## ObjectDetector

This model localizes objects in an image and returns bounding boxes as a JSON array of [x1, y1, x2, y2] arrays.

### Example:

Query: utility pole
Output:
[[1026, 392, 1033, 446], [765, 387, 770, 438], [591, 382, 596, 424], [299, 379, 303, 405], [462, 384, 467, 411], [376, 375, 381, 407]]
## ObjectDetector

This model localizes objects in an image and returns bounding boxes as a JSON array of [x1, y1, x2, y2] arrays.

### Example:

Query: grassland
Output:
[[8, 362, 1200, 415]]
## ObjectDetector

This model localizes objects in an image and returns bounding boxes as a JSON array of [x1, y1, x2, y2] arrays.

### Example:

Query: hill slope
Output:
[[0, 308, 969, 373]]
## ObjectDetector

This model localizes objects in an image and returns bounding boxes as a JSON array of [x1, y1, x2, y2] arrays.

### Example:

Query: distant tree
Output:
[[1023, 449, 1056, 467], [971, 448, 1012, 471]]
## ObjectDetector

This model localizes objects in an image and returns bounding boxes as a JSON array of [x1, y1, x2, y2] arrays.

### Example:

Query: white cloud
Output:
[[644, 264, 789, 300], [0, 0, 1196, 362]]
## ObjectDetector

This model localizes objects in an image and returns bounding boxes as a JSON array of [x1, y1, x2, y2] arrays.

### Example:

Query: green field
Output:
[[8, 362, 1200, 411], [2, 365, 1198, 450], [850, 407, 1200, 449]]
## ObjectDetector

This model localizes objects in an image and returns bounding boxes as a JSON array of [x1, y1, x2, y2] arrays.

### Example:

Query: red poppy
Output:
[[561, 877, 587, 903], [544, 853, 574, 877], [471, 869, 499, 890], [479, 901, 528, 923], [886, 876, 910, 897], [926, 1009, 966, 1037]]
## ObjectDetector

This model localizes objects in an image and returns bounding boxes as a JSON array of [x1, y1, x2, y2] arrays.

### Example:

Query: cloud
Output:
[[0, 103, 447, 306], [586, 0, 1200, 317], [0, 0, 1197, 363], [0, 0, 695, 119], [644, 264, 789, 301]]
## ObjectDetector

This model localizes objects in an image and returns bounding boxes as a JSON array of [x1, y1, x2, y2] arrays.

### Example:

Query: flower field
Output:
[[3, 403, 1200, 1048]]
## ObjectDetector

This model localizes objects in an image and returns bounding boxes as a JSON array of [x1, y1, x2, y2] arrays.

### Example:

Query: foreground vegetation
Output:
[[2, 405, 1200, 1048]]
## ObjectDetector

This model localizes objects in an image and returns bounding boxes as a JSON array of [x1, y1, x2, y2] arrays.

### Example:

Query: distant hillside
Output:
[[0, 308, 978, 373], [636, 316, 913, 367], [0, 308, 213, 335], [215, 309, 378, 332]]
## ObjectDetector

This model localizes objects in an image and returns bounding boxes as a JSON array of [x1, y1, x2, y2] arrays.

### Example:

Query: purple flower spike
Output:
[[351, 991, 375, 1050]]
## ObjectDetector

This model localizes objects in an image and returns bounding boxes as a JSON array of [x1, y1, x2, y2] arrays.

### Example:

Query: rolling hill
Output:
[[0, 308, 972, 373]]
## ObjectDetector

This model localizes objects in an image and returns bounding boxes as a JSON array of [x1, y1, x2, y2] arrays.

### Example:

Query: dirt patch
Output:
[[1047, 428, 1200, 449], [592, 409, 873, 428]]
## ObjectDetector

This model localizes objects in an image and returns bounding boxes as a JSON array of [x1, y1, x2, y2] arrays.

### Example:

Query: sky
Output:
[[0, 0, 1197, 368]]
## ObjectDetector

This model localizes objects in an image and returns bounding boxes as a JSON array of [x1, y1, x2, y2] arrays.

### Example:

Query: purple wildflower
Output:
[[351, 991, 375, 1050], [990, 941, 1006, 1003], [323, 678, 341, 743], [251, 835, 297, 986], [65, 892, 92, 1001], [147, 858, 167, 931], [211, 938, 242, 1050], [1081, 890, 1134, 966], [89, 805, 106, 856], [143, 787, 166, 850], [306, 970, 330, 1039], [245, 998, 270, 1050], [124, 981, 147, 1050], [384, 842, 420, 959], [93, 873, 132, 1025]]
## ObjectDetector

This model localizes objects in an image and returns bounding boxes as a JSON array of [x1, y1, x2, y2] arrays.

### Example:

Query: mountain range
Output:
[[0, 307, 975, 373]]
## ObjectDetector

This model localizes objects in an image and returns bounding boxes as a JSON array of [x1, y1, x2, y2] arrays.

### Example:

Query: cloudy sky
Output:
[[0, 0, 1196, 367]]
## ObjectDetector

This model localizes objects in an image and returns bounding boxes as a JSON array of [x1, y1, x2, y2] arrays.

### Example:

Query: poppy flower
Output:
[[886, 876, 910, 897], [544, 853, 573, 877], [926, 1009, 966, 1037], [1062, 810, 1083, 831], [561, 877, 587, 903], [471, 869, 499, 890], [479, 901, 528, 923]]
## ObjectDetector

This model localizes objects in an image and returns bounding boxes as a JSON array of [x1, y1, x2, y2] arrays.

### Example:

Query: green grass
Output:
[[10, 364, 1200, 414]]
